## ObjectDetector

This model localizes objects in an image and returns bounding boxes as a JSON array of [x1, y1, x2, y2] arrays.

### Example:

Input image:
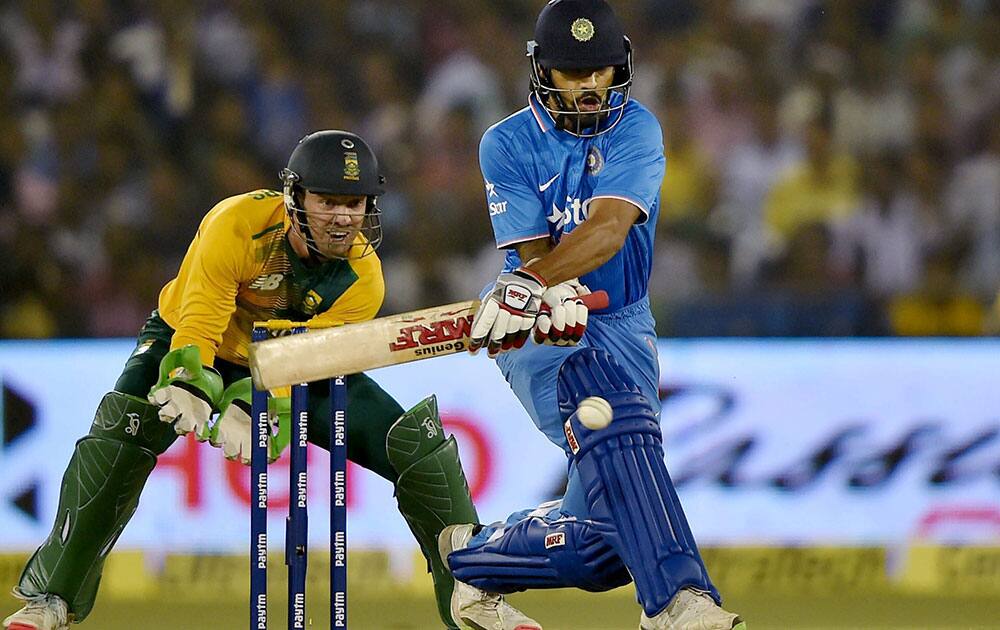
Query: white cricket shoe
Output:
[[640, 587, 746, 630], [3, 590, 70, 630], [438, 524, 543, 630]]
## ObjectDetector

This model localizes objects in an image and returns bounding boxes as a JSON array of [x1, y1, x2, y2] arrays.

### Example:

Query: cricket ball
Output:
[[576, 396, 613, 430]]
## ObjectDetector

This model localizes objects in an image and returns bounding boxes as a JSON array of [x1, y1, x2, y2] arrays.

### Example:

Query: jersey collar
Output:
[[528, 93, 555, 133]]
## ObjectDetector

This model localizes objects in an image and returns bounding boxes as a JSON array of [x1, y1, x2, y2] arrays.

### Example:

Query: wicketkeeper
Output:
[[2, 131, 509, 630]]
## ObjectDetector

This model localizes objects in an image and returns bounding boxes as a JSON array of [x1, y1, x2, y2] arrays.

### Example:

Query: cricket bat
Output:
[[249, 291, 609, 389]]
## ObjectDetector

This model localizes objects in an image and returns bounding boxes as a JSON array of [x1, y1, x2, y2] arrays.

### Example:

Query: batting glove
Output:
[[470, 267, 546, 358], [534, 279, 591, 346]]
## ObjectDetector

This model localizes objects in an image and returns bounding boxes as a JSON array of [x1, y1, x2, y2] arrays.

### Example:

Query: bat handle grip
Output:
[[538, 290, 610, 314]]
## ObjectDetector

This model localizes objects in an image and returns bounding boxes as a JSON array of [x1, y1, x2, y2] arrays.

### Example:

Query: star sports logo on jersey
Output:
[[484, 180, 507, 216], [548, 196, 589, 231]]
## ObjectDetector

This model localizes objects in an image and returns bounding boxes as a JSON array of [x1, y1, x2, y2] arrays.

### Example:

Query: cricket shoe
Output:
[[438, 524, 543, 630], [2, 590, 70, 630], [640, 588, 746, 630]]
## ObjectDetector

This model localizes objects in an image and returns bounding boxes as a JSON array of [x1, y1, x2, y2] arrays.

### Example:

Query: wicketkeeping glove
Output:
[[210, 379, 289, 465], [534, 279, 592, 346], [148, 345, 223, 439], [470, 267, 546, 358], [210, 377, 254, 464]]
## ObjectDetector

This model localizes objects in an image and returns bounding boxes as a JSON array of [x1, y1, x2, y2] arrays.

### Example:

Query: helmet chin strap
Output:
[[280, 170, 382, 262], [283, 183, 326, 263], [295, 214, 325, 263]]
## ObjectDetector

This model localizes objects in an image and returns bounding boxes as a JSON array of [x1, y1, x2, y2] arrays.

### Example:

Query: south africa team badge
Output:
[[344, 151, 361, 181]]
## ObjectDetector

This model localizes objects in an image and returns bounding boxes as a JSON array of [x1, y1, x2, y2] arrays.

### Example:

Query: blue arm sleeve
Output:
[[480, 128, 549, 248], [590, 108, 665, 225]]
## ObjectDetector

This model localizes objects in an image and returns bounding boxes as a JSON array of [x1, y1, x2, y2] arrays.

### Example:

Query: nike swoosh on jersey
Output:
[[539, 173, 560, 192]]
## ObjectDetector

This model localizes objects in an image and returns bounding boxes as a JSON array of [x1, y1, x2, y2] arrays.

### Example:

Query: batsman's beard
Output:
[[553, 91, 609, 132]]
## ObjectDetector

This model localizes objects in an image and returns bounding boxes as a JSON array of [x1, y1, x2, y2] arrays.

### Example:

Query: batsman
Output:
[[2, 131, 508, 630], [437, 2, 746, 629]]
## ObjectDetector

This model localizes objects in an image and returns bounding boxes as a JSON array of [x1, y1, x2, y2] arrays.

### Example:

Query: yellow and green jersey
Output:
[[158, 189, 384, 366]]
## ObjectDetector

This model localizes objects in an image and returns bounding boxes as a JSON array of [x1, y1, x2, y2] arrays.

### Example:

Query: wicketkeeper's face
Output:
[[300, 191, 368, 258]]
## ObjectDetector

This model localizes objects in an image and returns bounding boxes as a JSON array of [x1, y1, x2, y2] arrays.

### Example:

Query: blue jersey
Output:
[[479, 93, 665, 311]]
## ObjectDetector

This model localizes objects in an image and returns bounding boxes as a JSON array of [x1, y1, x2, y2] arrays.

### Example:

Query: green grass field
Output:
[[7, 589, 997, 629], [3, 547, 998, 629]]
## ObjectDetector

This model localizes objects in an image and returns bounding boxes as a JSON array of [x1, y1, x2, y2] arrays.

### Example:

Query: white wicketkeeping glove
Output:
[[212, 405, 252, 464], [148, 345, 223, 440], [210, 378, 252, 464], [210, 378, 285, 465]]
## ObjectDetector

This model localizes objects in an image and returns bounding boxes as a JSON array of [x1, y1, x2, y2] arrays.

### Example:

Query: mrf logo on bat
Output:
[[388, 311, 474, 357]]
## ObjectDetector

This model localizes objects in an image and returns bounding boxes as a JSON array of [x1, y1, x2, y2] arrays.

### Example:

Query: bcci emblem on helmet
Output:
[[344, 152, 361, 181], [571, 18, 595, 42]]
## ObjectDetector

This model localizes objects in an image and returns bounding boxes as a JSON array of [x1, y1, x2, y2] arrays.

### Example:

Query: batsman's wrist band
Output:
[[514, 266, 547, 289]]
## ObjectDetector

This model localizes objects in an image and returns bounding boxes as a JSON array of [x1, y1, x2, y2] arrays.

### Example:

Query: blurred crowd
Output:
[[1, 0, 998, 339]]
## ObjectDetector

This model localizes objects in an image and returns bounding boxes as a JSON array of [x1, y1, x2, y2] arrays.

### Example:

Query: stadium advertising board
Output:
[[1, 339, 998, 551]]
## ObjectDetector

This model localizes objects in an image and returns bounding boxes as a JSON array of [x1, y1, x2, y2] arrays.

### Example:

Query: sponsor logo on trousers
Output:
[[544, 532, 566, 548], [564, 420, 580, 454]]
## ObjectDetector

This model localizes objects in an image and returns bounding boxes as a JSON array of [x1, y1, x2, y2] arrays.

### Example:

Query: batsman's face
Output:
[[548, 65, 615, 124], [300, 191, 367, 258]]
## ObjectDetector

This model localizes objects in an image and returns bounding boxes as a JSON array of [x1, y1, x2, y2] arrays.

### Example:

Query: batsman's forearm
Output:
[[524, 219, 625, 286]]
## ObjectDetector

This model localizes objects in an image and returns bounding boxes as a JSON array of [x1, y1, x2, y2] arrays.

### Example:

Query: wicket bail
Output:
[[250, 322, 349, 630]]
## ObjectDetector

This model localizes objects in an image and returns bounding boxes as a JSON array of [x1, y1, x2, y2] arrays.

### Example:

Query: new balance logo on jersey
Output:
[[249, 273, 285, 290]]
